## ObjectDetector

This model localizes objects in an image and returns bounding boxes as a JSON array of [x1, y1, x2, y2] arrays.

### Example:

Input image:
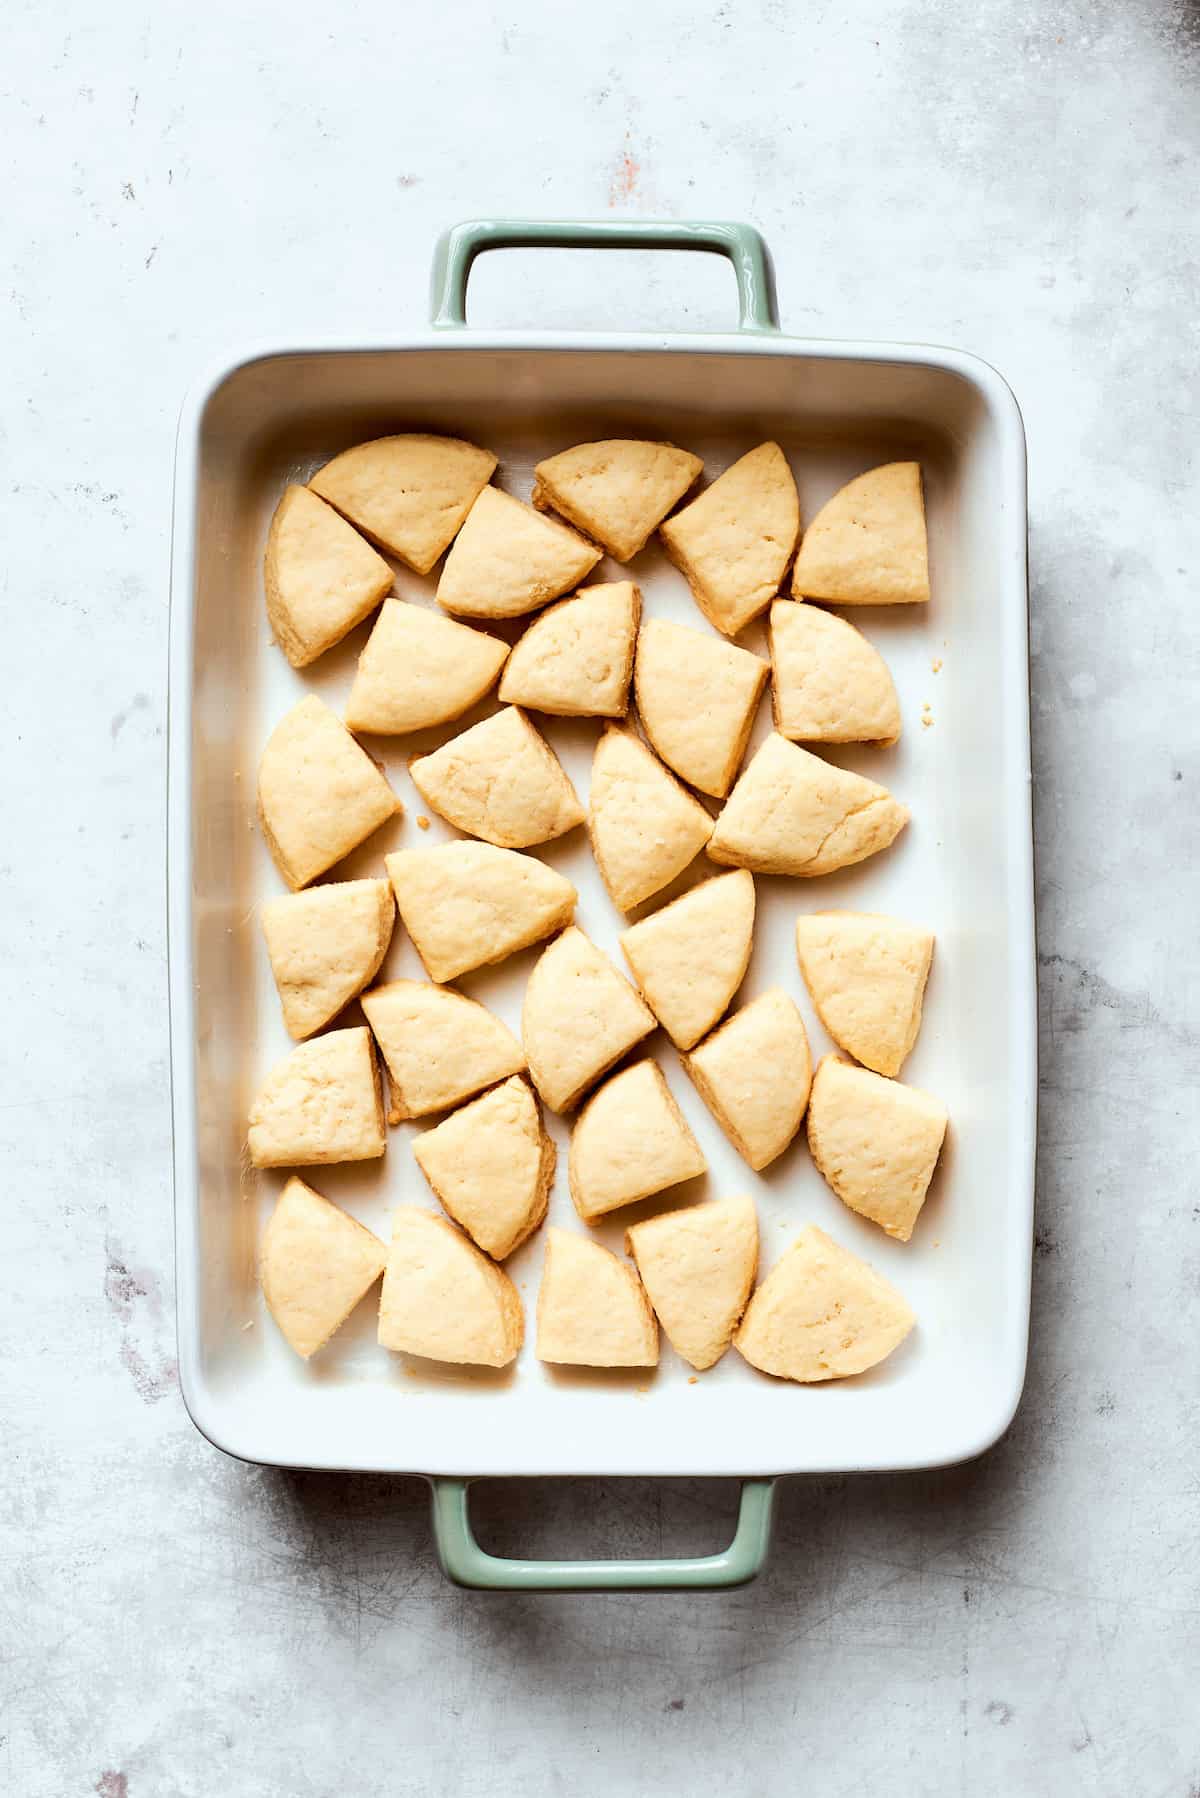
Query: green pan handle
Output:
[[428, 1475, 778, 1592], [430, 218, 779, 334]]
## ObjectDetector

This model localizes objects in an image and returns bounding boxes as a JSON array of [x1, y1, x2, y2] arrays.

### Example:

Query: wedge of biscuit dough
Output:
[[708, 734, 907, 878], [378, 1210, 523, 1367], [683, 989, 812, 1171], [309, 434, 497, 573], [588, 726, 715, 913], [498, 582, 640, 718], [626, 1193, 758, 1371], [619, 869, 755, 1051], [361, 980, 525, 1123], [264, 485, 393, 668], [536, 1228, 658, 1367], [247, 1027, 386, 1166], [345, 598, 509, 735], [385, 842, 576, 983], [795, 911, 934, 1077], [634, 617, 769, 798], [437, 486, 601, 619], [532, 439, 702, 561], [735, 1223, 915, 1381], [569, 1059, 707, 1221], [769, 601, 900, 745], [260, 1177, 387, 1359], [412, 1076, 554, 1260], [791, 462, 929, 605], [258, 695, 399, 890], [522, 927, 656, 1113], [806, 1054, 948, 1242], [409, 706, 584, 849], [659, 442, 799, 636], [261, 878, 395, 1040]]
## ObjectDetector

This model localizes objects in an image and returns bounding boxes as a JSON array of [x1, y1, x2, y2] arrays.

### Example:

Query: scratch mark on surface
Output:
[[145, 244, 157, 268], [104, 1236, 177, 1403], [608, 133, 641, 206]]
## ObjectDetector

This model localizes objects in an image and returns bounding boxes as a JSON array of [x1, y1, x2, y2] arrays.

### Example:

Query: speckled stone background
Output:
[[3, 2, 1198, 1793]]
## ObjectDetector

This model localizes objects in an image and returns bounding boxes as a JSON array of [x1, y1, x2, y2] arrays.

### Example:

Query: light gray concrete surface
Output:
[[3, 1, 1198, 1793]]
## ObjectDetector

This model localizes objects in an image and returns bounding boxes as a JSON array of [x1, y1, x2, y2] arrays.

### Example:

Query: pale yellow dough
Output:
[[261, 878, 394, 1041], [626, 1193, 758, 1371], [619, 869, 754, 1050], [258, 695, 399, 891], [409, 706, 584, 849], [791, 461, 929, 605], [247, 1026, 386, 1167], [806, 1054, 948, 1242], [735, 1223, 915, 1381], [795, 911, 934, 1077], [522, 927, 656, 1113], [587, 726, 715, 913], [378, 1209, 523, 1367], [345, 598, 509, 735], [498, 582, 640, 718], [683, 988, 811, 1171], [708, 733, 908, 877], [309, 434, 497, 574], [659, 442, 800, 636], [536, 1228, 658, 1367], [385, 842, 576, 983], [264, 485, 393, 669], [260, 1177, 387, 1360], [634, 617, 769, 798], [532, 439, 702, 561], [568, 1059, 707, 1221], [360, 980, 525, 1123], [437, 486, 601, 619], [412, 1076, 554, 1260], [769, 601, 901, 745]]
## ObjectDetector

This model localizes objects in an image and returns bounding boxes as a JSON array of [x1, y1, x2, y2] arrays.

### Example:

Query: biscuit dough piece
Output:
[[735, 1223, 915, 1381], [345, 598, 509, 735], [409, 706, 584, 849], [795, 912, 934, 1078], [264, 485, 393, 669], [536, 1228, 658, 1367], [261, 878, 395, 1040], [248, 1026, 386, 1167], [522, 927, 656, 1113], [498, 582, 640, 717], [385, 842, 576, 983], [625, 1193, 758, 1371], [708, 733, 908, 877], [659, 442, 800, 636], [683, 989, 811, 1171], [634, 617, 769, 798], [309, 434, 497, 574], [532, 439, 702, 561], [258, 695, 400, 890], [769, 601, 901, 746], [791, 462, 929, 605], [361, 980, 525, 1123], [437, 486, 602, 619], [619, 869, 754, 1050], [378, 1209, 523, 1367], [568, 1060, 707, 1221], [260, 1177, 387, 1359], [412, 1076, 554, 1260], [587, 726, 715, 913], [806, 1054, 948, 1243]]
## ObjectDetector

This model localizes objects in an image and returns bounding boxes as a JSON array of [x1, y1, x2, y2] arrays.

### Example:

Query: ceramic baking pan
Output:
[[168, 220, 1035, 1590]]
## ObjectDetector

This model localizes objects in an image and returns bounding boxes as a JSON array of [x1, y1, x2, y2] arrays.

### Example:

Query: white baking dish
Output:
[[168, 221, 1034, 1589]]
